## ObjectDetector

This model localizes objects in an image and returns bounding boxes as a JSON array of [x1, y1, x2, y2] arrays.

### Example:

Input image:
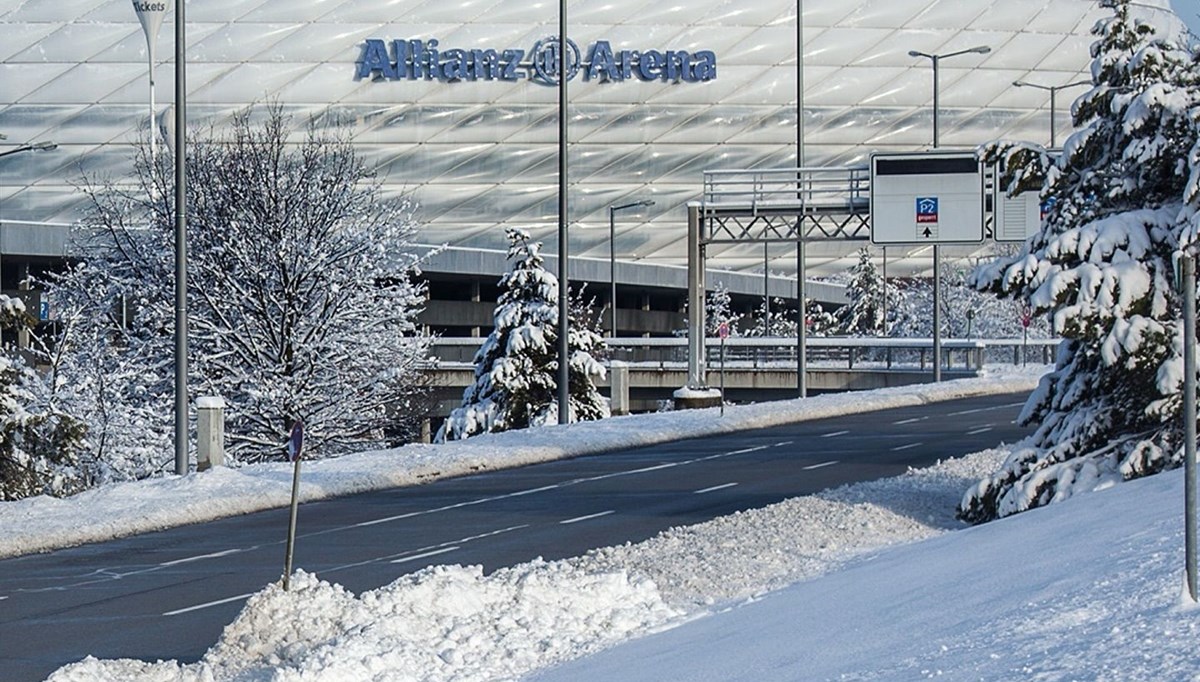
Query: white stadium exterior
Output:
[[0, 0, 1194, 333]]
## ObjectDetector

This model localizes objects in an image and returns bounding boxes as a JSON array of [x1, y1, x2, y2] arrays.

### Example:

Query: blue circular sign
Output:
[[530, 36, 581, 85]]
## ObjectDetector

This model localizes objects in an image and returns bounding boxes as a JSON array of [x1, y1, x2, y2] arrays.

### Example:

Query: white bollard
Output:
[[196, 396, 226, 471], [610, 361, 630, 416]]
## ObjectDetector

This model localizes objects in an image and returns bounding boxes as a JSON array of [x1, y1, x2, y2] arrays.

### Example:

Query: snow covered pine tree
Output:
[[835, 247, 889, 336], [961, 0, 1200, 522], [436, 229, 609, 441], [0, 296, 87, 500]]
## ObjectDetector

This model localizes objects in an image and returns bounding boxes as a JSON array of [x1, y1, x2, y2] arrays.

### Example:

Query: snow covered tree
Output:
[[0, 296, 88, 500], [706, 281, 742, 336], [835, 248, 890, 336], [47, 104, 433, 473], [746, 297, 798, 338], [961, 0, 1200, 522], [436, 229, 608, 441]]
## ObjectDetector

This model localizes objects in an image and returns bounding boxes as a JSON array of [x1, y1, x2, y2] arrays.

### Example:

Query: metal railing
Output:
[[701, 166, 870, 216], [430, 336, 1059, 372]]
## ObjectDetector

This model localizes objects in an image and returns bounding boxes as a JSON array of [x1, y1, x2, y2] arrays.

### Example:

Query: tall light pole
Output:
[[556, 0, 570, 425], [608, 199, 654, 337], [0, 138, 57, 292], [173, 0, 189, 476], [908, 45, 990, 383], [1012, 79, 1090, 148]]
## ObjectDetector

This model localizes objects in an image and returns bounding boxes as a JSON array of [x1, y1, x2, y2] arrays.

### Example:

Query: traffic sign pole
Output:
[[282, 420, 304, 591]]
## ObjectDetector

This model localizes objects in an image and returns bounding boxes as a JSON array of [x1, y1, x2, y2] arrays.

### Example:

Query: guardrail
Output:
[[701, 166, 870, 215], [429, 336, 1059, 371]]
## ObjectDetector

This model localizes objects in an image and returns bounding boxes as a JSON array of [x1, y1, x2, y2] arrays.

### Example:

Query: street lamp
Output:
[[908, 45, 990, 383], [607, 199, 654, 337], [1012, 79, 1090, 148], [0, 138, 57, 292], [907, 45, 991, 148]]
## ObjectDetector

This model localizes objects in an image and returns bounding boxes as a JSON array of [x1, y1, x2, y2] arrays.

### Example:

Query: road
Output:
[[0, 392, 1030, 680]]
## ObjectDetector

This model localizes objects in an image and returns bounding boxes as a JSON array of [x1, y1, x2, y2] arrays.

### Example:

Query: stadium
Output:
[[0, 0, 1191, 334]]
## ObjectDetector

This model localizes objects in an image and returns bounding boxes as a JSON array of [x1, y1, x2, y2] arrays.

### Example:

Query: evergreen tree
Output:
[[0, 296, 88, 500], [835, 248, 889, 336], [436, 229, 608, 441], [48, 104, 432, 473], [961, 0, 1200, 522]]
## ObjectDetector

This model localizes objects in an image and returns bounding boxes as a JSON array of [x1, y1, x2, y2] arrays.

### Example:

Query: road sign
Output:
[[717, 321, 729, 339], [870, 151, 985, 245]]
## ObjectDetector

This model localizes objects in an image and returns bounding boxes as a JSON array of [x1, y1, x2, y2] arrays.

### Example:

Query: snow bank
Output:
[[47, 425, 1015, 682]]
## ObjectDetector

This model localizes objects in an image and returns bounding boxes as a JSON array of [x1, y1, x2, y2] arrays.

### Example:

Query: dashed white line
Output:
[[967, 426, 994, 435], [947, 402, 1024, 416], [390, 547, 460, 565], [773, 441, 794, 448], [803, 460, 839, 471], [821, 430, 850, 438], [164, 591, 256, 617], [894, 417, 926, 425], [158, 548, 242, 568], [560, 510, 615, 525], [891, 442, 924, 452], [695, 482, 738, 494]]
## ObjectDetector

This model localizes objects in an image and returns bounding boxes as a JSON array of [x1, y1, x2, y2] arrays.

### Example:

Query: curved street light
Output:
[[607, 199, 655, 337], [0, 137, 58, 295], [908, 45, 990, 384], [1012, 79, 1090, 148]]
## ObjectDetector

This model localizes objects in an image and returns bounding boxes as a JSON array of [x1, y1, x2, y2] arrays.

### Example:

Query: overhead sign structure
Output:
[[869, 152, 985, 245]]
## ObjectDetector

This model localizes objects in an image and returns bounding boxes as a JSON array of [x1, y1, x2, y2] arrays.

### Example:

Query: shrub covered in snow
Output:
[[961, 0, 1200, 522]]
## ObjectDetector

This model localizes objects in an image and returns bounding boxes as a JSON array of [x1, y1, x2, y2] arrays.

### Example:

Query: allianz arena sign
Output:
[[356, 37, 717, 85]]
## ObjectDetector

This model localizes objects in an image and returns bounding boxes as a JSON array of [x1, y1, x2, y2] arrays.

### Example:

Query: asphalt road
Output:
[[0, 392, 1031, 681]]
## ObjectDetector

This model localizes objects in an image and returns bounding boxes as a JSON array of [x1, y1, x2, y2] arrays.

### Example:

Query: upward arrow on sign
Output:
[[922, 227, 932, 238]]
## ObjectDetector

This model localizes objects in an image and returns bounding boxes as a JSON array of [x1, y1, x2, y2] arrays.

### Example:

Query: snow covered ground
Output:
[[19, 365, 1194, 681]]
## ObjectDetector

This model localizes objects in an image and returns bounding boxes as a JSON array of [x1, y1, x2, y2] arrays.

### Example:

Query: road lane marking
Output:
[[391, 547, 460, 564], [332, 525, 530, 573], [821, 430, 849, 438], [164, 592, 256, 617], [560, 510, 615, 525], [967, 426, 994, 435], [802, 461, 838, 471], [158, 548, 243, 567], [695, 482, 738, 494], [773, 441, 794, 448], [893, 417, 926, 425], [947, 402, 1024, 416], [891, 442, 924, 452], [355, 445, 771, 529]]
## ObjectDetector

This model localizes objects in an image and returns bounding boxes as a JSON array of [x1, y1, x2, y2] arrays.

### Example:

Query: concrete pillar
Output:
[[196, 396, 225, 471], [686, 203, 707, 390]]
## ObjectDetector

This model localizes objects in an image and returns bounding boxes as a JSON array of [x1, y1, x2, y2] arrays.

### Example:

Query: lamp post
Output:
[[0, 138, 57, 292], [1012, 79, 1090, 148], [556, 0, 570, 425], [908, 45, 990, 383], [607, 199, 654, 337]]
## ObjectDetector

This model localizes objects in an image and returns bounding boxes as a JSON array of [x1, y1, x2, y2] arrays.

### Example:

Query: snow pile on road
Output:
[[49, 445, 1019, 681]]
